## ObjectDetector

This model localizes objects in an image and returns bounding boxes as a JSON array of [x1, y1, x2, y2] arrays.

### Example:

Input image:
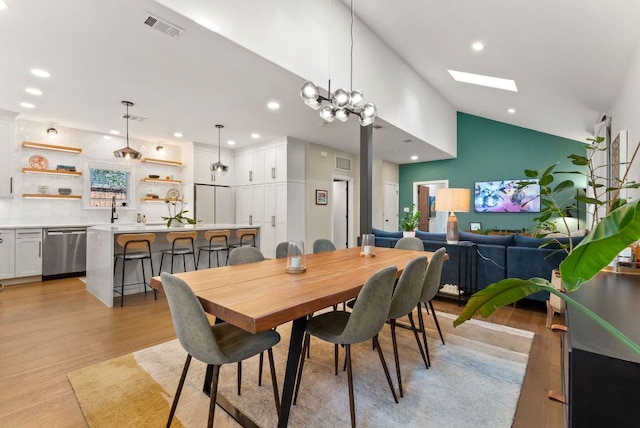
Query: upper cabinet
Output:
[[264, 145, 287, 183], [235, 143, 288, 186], [0, 110, 19, 198], [194, 146, 233, 186]]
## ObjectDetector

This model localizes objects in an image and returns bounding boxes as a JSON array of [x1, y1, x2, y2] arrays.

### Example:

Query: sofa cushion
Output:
[[459, 231, 515, 246], [415, 230, 447, 242], [372, 228, 403, 239], [515, 234, 584, 249]]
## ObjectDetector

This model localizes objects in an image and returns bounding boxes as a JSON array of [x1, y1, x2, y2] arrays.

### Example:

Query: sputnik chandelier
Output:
[[299, 0, 377, 126]]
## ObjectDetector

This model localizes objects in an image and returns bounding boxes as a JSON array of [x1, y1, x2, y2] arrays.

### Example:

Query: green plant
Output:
[[162, 198, 196, 227], [401, 204, 420, 231], [454, 137, 640, 355]]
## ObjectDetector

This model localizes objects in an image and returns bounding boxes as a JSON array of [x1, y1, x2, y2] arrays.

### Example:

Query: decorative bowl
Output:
[[148, 174, 160, 179], [58, 188, 72, 195]]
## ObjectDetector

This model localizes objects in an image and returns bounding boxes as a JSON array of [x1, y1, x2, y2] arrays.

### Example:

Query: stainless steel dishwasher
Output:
[[42, 227, 87, 280]]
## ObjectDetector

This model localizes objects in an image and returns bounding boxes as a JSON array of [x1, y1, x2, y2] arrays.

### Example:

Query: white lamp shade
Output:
[[435, 188, 471, 213]]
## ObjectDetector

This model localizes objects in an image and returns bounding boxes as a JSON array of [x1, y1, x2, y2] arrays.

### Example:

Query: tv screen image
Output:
[[474, 179, 540, 213]]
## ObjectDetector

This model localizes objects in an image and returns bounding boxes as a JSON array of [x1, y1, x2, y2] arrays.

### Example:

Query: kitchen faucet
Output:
[[111, 196, 118, 223]]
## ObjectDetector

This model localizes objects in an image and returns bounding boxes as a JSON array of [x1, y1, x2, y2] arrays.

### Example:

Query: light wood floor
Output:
[[0, 277, 565, 427]]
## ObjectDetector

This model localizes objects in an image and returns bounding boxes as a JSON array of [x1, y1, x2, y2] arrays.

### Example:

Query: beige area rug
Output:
[[68, 311, 534, 428]]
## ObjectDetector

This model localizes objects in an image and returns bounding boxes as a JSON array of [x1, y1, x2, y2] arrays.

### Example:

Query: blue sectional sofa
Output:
[[373, 228, 583, 302]]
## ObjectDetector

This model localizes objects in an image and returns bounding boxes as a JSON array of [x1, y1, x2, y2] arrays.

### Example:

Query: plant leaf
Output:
[[560, 199, 640, 292]]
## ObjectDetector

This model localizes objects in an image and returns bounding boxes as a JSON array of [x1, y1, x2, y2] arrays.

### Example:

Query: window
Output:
[[88, 166, 131, 208]]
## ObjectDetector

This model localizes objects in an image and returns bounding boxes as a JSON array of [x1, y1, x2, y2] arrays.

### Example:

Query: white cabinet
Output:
[[264, 145, 287, 183], [0, 230, 15, 279], [262, 183, 288, 258], [0, 110, 18, 198], [234, 150, 265, 186], [235, 185, 264, 226], [194, 147, 233, 186], [15, 229, 42, 277]]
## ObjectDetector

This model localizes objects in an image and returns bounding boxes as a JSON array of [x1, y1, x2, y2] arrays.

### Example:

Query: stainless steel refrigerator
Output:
[[194, 184, 234, 224]]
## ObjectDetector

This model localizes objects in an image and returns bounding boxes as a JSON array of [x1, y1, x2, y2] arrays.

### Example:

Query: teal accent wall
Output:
[[399, 112, 586, 232]]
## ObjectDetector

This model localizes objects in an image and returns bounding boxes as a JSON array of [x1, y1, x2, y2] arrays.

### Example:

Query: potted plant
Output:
[[162, 198, 196, 228], [455, 136, 640, 355], [401, 204, 421, 237]]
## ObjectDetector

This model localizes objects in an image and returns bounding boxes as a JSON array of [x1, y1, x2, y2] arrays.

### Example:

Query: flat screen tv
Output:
[[474, 179, 540, 213]]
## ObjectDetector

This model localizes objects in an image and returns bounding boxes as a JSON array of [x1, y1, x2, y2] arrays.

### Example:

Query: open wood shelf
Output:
[[22, 167, 82, 176], [22, 194, 82, 199], [140, 177, 182, 184], [140, 158, 182, 166], [141, 197, 182, 202], [21, 141, 82, 154]]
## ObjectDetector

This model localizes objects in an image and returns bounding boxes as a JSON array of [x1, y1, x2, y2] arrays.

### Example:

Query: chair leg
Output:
[[159, 253, 165, 276], [141, 258, 147, 295], [293, 333, 311, 405], [408, 312, 428, 369], [192, 246, 197, 270], [372, 335, 399, 404], [417, 303, 431, 367], [237, 361, 242, 395], [430, 301, 445, 345], [389, 319, 403, 398], [207, 364, 221, 428], [267, 348, 281, 415], [120, 258, 126, 307], [345, 344, 356, 428], [196, 249, 203, 269], [258, 352, 264, 386], [167, 354, 192, 428]]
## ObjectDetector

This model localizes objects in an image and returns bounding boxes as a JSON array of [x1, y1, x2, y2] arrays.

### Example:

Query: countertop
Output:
[[89, 223, 258, 233]]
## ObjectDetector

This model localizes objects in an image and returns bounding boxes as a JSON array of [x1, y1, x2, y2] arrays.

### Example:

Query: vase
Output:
[[168, 219, 185, 228], [403, 231, 416, 238]]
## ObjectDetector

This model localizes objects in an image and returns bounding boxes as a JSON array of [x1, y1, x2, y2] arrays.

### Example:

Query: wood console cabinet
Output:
[[565, 271, 640, 427]]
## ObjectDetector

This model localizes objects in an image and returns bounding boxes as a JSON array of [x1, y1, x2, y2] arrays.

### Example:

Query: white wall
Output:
[[609, 43, 640, 204], [0, 119, 187, 225]]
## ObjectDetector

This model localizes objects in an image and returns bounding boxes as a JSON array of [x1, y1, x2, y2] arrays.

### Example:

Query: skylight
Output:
[[448, 70, 518, 92]]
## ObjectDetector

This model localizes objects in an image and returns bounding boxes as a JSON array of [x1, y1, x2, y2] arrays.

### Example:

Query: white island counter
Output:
[[86, 223, 259, 307]]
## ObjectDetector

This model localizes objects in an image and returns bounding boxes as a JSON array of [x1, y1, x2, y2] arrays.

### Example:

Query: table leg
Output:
[[277, 316, 306, 428]]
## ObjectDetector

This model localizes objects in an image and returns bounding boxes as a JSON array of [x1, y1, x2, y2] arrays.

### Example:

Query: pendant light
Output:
[[210, 124, 228, 176], [113, 100, 142, 160]]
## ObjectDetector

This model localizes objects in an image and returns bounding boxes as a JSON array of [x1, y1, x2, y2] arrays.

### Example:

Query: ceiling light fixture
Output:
[[173, 132, 183, 138], [448, 70, 518, 92], [30, 68, 50, 78], [300, 0, 377, 126], [46, 127, 58, 137], [267, 101, 280, 110], [25, 88, 42, 95], [472, 42, 484, 51], [156, 145, 164, 152], [20, 102, 35, 109], [210, 124, 228, 176], [113, 101, 142, 160]]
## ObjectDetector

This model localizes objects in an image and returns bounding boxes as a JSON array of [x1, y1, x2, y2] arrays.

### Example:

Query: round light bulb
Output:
[[335, 109, 349, 122], [300, 81, 320, 102], [319, 105, 335, 122], [361, 103, 377, 120], [349, 90, 364, 109], [332, 88, 350, 109]]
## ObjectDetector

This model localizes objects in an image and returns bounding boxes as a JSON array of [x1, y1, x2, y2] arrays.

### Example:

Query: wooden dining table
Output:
[[150, 246, 437, 427]]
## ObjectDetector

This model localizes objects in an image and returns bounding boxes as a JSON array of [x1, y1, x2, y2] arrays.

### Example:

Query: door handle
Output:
[[0, 238, 3, 244], [271, 215, 275, 227], [39, 241, 42, 258], [249, 214, 253, 225], [249, 170, 253, 182], [271, 167, 276, 179]]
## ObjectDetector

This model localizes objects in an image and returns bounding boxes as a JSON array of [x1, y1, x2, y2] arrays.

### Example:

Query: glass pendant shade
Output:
[[361, 102, 377, 120], [349, 90, 364, 109], [300, 81, 320, 102], [114, 100, 142, 160], [335, 108, 349, 122], [332, 88, 350, 109], [210, 124, 228, 176], [319, 104, 335, 122]]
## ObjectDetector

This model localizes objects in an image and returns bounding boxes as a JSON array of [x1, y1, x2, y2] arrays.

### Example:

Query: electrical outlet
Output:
[[403, 207, 410, 212]]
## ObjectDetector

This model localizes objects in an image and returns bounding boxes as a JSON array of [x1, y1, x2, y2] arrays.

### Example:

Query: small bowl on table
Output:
[[148, 174, 160, 179], [58, 188, 72, 195]]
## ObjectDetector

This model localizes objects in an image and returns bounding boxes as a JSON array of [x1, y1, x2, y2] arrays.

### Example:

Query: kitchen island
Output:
[[86, 223, 259, 307]]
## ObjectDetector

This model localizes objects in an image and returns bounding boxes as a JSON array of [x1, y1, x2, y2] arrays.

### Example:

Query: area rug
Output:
[[68, 311, 534, 427]]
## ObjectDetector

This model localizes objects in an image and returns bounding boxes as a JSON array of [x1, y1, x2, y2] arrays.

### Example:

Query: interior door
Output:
[[418, 185, 430, 232], [383, 182, 398, 231], [332, 180, 348, 249]]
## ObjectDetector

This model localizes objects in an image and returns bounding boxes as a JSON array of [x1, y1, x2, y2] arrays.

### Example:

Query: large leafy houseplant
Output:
[[454, 137, 640, 355], [401, 203, 421, 231], [162, 198, 196, 227]]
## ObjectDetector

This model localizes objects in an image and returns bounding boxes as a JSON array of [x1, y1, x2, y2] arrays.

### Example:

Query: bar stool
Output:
[[159, 231, 198, 274], [228, 228, 257, 250], [197, 229, 231, 268], [113, 233, 157, 307]]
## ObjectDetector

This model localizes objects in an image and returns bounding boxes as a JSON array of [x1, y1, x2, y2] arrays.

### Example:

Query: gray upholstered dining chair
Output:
[[227, 246, 264, 266], [394, 236, 424, 251], [160, 272, 281, 428], [275, 241, 289, 259], [416, 247, 447, 367], [386, 255, 428, 397], [312, 238, 336, 253], [293, 266, 399, 428]]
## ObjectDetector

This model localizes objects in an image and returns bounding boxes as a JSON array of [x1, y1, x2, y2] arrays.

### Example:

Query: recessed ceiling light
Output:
[[30, 68, 50, 78], [103, 135, 112, 140], [20, 102, 35, 109], [267, 101, 280, 110], [251, 133, 260, 139], [508, 108, 516, 114], [25, 88, 42, 95], [448, 70, 518, 92], [227, 140, 236, 146], [411, 155, 418, 161], [174, 132, 183, 138], [109, 130, 120, 135], [472, 42, 484, 51], [0, 1, 8, 10]]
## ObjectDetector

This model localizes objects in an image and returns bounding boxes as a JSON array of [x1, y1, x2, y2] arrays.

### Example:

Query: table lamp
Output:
[[435, 188, 470, 244]]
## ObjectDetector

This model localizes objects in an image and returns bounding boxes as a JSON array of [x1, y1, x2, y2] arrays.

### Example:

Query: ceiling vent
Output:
[[122, 114, 148, 122], [335, 156, 352, 172], [143, 13, 184, 38]]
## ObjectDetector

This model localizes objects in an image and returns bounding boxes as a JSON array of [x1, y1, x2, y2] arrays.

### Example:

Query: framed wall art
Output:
[[315, 189, 328, 205]]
